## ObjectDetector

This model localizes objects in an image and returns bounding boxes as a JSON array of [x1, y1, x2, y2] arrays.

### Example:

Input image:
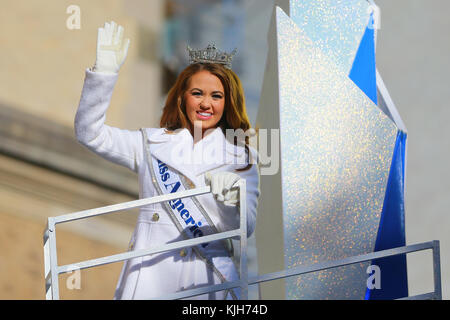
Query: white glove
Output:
[[93, 21, 130, 74], [205, 172, 241, 206]]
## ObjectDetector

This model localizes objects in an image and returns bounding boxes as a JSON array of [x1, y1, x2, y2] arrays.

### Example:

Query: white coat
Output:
[[74, 69, 260, 300]]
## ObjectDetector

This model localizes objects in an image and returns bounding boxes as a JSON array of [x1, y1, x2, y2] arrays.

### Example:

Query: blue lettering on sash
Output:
[[157, 159, 206, 247]]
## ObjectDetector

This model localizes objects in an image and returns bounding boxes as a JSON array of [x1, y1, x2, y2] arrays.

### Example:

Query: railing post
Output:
[[47, 217, 60, 300], [43, 224, 52, 300], [238, 179, 248, 300], [432, 240, 442, 300]]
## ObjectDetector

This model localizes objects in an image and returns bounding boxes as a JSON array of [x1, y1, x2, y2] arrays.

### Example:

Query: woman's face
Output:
[[184, 70, 225, 134]]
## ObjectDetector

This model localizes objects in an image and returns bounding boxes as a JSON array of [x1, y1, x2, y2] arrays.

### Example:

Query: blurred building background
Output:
[[0, 0, 448, 299]]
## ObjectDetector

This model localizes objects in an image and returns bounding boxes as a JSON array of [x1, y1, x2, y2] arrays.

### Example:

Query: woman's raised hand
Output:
[[93, 21, 130, 74]]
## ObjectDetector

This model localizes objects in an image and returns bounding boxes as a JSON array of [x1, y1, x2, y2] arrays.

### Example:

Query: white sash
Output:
[[141, 128, 240, 300]]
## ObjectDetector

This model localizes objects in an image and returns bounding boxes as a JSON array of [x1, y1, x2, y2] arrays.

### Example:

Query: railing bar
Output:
[[53, 186, 211, 224], [45, 272, 52, 295], [156, 280, 242, 300], [163, 287, 437, 302], [47, 218, 59, 300], [45, 290, 52, 300], [396, 292, 436, 300], [43, 235, 50, 279], [45, 276, 51, 295], [248, 242, 435, 285], [432, 240, 442, 300], [58, 229, 241, 274], [239, 180, 248, 300]]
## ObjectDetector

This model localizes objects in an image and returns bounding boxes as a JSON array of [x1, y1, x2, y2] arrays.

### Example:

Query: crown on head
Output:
[[187, 43, 237, 69]]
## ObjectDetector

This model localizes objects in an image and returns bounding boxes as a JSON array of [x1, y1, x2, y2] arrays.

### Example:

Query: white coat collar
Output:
[[146, 127, 246, 185]]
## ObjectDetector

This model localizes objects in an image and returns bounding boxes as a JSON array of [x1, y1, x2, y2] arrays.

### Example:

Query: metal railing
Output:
[[251, 240, 442, 300], [43, 180, 248, 300], [43, 179, 442, 300]]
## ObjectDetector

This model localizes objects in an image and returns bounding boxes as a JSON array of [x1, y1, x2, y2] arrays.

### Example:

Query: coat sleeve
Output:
[[216, 147, 260, 238], [74, 69, 143, 173]]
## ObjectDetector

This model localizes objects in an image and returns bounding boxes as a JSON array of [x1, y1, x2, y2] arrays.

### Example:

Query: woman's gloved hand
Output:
[[93, 21, 130, 74], [205, 172, 241, 206]]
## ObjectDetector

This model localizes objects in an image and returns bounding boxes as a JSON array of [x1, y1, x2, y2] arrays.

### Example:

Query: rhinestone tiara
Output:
[[187, 43, 237, 69]]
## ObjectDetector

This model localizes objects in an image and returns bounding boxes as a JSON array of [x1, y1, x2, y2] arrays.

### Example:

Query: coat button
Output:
[[152, 213, 159, 222], [180, 249, 188, 257]]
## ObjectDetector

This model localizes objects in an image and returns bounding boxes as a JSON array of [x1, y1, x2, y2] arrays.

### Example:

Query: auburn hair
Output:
[[159, 63, 254, 171]]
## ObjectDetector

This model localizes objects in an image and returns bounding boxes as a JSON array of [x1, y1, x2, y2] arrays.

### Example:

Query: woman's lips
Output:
[[196, 111, 213, 120]]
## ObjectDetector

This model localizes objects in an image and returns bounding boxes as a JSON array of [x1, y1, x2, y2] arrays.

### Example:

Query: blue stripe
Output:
[[365, 131, 408, 299], [349, 13, 378, 105]]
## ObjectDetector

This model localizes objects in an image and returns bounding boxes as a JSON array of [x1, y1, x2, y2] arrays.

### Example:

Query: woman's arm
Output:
[[75, 69, 143, 173], [74, 21, 143, 173]]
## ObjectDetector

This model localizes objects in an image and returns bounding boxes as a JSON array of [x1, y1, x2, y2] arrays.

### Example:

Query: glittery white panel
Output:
[[289, 0, 371, 74], [276, 7, 398, 299]]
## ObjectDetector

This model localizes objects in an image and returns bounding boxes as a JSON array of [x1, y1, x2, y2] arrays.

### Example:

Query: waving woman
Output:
[[75, 21, 260, 300]]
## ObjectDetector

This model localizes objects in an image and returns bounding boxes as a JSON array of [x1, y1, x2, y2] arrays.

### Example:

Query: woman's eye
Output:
[[213, 95, 223, 99], [192, 92, 202, 96]]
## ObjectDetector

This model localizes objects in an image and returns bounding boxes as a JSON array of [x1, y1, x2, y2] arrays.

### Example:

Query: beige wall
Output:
[[0, 153, 140, 299], [0, 212, 125, 300], [0, 0, 163, 299], [0, 0, 163, 129]]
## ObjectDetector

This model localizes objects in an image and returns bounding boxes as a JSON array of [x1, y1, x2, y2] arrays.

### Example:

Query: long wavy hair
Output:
[[160, 63, 253, 170]]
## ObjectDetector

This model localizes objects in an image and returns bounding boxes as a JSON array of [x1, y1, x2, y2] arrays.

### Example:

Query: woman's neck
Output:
[[189, 125, 217, 144]]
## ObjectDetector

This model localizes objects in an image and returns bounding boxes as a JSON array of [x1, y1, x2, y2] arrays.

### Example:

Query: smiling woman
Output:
[[184, 70, 225, 137], [74, 21, 260, 300], [160, 62, 251, 142]]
